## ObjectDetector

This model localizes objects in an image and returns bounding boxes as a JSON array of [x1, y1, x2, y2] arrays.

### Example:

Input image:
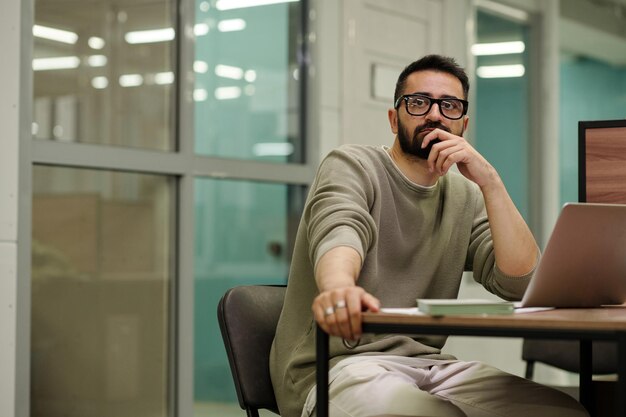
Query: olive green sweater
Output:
[[269, 144, 533, 417]]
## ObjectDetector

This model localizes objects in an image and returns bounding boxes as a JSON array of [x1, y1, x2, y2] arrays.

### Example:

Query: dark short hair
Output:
[[394, 55, 470, 104]]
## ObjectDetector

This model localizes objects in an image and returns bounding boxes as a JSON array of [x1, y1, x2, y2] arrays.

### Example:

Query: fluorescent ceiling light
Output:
[[154, 71, 175, 85], [476, 64, 525, 78], [215, 64, 244, 79], [32, 56, 80, 71], [216, 0, 298, 10], [215, 86, 242, 100], [125, 28, 175, 44], [91, 76, 109, 89], [472, 41, 525, 56], [33, 25, 78, 44], [119, 74, 144, 87], [253, 142, 294, 156], [244, 69, 257, 82], [194, 89, 208, 101], [475, 0, 528, 22], [218, 19, 246, 32], [194, 61, 209, 73], [194, 23, 210, 36], [52, 125, 64, 139], [87, 55, 107, 67], [88, 36, 105, 50]]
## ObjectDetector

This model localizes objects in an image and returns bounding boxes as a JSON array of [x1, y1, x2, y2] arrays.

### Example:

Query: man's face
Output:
[[393, 70, 468, 160]]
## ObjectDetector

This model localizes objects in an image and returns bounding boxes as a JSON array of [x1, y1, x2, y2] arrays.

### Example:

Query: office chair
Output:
[[522, 339, 617, 379], [217, 285, 286, 417]]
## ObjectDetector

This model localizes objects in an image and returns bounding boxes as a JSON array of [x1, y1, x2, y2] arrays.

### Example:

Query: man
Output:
[[270, 55, 587, 417]]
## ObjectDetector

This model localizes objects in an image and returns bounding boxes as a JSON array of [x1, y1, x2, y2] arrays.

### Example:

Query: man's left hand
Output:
[[422, 128, 497, 189]]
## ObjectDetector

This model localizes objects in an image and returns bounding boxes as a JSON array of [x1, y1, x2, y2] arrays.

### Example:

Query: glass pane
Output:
[[559, 55, 626, 205], [193, 178, 304, 415], [33, 0, 175, 150], [475, 11, 530, 220], [31, 167, 173, 417], [194, 0, 304, 163]]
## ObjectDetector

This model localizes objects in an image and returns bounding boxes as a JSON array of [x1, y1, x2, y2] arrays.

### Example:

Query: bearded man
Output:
[[270, 54, 588, 417]]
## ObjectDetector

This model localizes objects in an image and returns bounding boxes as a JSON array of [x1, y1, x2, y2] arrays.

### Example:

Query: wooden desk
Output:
[[316, 308, 626, 417]]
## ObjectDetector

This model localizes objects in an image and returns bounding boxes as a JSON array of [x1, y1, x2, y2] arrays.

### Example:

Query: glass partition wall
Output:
[[30, 0, 310, 417], [32, 168, 174, 417], [32, 0, 176, 150], [32, 0, 177, 416], [192, 1, 305, 414], [474, 10, 530, 220]]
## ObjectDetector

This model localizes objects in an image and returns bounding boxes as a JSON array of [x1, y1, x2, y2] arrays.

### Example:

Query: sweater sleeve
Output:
[[465, 187, 534, 301], [305, 148, 379, 270]]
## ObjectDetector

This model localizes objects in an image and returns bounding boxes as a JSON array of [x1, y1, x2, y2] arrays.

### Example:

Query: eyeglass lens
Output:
[[405, 96, 465, 119]]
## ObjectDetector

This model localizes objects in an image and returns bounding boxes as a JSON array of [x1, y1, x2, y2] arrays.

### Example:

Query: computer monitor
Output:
[[578, 119, 626, 203]]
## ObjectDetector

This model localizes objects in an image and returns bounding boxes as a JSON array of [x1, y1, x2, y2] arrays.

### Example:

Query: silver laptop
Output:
[[520, 203, 626, 308]]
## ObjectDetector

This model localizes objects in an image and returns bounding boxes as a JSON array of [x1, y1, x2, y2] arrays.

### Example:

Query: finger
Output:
[[332, 298, 352, 340], [362, 293, 381, 312], [427, 143, 440, 173], [313, 294, 340, 335], [345, 291, 363, 340], [421, 129, 438, 149], [421, 132, 433, 149], [325, 313, 342, 337], [440, 148, 466, 174], [312, 302, 332, 335], [434, 144, 464, 174], [319, 297, 344, 337], [428, 139, 454, 173]]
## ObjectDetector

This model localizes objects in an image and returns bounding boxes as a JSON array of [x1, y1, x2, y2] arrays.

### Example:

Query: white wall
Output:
[[1, 1, 31, 416], [0, 0, 21, 415], [313, 0, 471, 158]]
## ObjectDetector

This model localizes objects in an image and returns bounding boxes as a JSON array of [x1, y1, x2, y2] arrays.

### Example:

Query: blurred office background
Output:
[[1, 0, 626, 416]]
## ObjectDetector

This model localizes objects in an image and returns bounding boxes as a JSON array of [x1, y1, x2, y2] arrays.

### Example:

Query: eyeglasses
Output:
[[394, 94, 469, 120]]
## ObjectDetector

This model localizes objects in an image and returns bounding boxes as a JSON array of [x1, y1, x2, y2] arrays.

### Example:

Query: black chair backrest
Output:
[[217, 285, 286, 416], [522, 339, 617, 375]]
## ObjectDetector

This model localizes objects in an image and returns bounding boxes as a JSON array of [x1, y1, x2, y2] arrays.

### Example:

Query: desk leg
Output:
[[618, 333, 626, 417], [316, 325, 329, 417], [579, 339, 593, 415]]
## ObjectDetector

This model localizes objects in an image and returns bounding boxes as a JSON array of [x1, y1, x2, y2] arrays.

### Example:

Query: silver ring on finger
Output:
[[343, 338, 361, 349], [334, 300, 347, 310], [324, 306, 334, 317]]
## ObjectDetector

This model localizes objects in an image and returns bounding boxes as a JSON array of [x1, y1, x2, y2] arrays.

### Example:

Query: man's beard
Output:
[[397, 120, 460, 160]]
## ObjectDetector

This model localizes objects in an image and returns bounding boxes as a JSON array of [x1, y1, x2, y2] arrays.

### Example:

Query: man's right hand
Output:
[[312, 286, 380, 341], [313, 246, 380, 340]]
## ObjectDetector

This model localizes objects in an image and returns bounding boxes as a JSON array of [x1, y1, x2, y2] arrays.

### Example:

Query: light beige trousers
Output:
[[303, 356, 589, 417]]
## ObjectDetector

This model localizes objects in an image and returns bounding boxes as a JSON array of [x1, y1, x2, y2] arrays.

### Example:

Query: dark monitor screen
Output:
[[578, 119, 626, 203]]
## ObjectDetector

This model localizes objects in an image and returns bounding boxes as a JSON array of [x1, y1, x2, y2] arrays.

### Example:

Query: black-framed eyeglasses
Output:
[[394, 94, 469, 120]]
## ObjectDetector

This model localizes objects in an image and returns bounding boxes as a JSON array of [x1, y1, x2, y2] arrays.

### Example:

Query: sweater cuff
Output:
[[492, 257, 538, 301]]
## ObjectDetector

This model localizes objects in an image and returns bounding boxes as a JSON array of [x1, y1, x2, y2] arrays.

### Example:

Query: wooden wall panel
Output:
[[585, 126, 626, 204]]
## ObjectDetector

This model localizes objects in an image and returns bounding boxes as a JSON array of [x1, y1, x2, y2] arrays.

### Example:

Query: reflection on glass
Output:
[[474, 10, 530, 219], [32, 0, 174, 150], [31, 166, 173, 417], [194, 0, 303, 163], [193, 178, 303, 413]]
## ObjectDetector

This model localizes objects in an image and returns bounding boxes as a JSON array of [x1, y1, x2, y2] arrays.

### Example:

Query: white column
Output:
[[531, 0, 560, 247], [0, 0, 32, 416]]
